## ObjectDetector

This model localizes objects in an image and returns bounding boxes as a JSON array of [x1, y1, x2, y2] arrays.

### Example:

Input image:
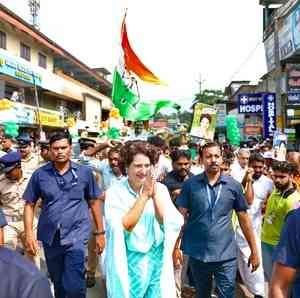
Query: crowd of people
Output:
[[0, 129, 299, 298]]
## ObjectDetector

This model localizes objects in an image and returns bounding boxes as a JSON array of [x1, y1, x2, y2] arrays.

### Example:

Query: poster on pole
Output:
[[190, 103, 216, 140]]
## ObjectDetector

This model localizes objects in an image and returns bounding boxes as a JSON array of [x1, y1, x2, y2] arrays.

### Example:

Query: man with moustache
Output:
[[162, 149, 194, 297], [23, 131, 104, 298], [176, 142, 260, 298], [236, 153, 273, 298], [163, 149, 193, 202], [1, 134, 15, 153], [231, 148, 250, 184]]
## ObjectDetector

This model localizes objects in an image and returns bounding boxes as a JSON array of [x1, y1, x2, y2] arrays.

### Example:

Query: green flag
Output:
[[125, 100, 181, 121], [111, 69, 139, 118], [153, 100, 181, 114]]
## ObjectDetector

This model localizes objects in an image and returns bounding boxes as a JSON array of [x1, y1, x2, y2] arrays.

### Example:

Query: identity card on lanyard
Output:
[[206, 184, 223, 221]]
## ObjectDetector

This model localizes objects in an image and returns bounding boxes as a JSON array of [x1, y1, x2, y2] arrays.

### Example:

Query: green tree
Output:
[[194, 89, 224, 106], [178, 110, 193, 127]]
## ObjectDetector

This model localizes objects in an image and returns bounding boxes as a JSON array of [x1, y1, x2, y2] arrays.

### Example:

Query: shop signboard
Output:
[[244, 125, 262, 136], [264, 33, 276, 72], [287, 91, 300, 104], [263, 93, 276, 138], [36, 109, 63, 127], [0, 50, 42, 86], [238, 93, 263, 114], [285, 128, 296, 142], [215, 103, 227, 128], [287, 64, 300, 91], [278, 13, 295, 60], [0, 101, 35, 125], [292, 4, 300, 51]]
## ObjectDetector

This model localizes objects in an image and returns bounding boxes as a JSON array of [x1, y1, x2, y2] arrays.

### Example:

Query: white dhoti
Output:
[[237, 242, 265, 296]]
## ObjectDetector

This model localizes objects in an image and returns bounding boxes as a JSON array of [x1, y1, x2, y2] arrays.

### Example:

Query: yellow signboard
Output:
[[36, 110, 63, 127]]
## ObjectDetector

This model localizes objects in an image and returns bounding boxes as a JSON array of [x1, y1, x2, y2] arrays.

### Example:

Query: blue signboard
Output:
[[0, 52, 42, 86], [263, 93, 276, 139], [238, 93, 263, 114]]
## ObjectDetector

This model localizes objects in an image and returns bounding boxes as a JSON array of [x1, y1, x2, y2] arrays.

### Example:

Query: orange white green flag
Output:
[[121, 12, 164, 85], [112, 11, 166, 118]]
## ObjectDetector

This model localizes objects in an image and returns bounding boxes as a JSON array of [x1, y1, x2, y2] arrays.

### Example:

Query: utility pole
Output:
[[196, 74, 205, 101]]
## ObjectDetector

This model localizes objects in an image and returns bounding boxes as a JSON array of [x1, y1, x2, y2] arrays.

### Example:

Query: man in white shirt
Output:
[[236, 153, 273, 298], [231, 148, 250, 183]]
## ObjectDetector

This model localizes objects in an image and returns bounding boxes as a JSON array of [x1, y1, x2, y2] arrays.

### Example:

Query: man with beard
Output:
[[23, 131, 105, 298], [236, 153, 273, 298], [163, 149, 193, 202], [261, 161, 300, 285], [176, 142, 259, 298], [162, 149, 194, 298]]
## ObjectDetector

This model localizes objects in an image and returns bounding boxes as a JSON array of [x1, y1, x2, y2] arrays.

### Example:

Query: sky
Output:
[[0, 0, 267, 110]]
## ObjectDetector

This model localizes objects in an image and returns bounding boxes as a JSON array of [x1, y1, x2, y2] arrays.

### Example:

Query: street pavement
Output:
[[87, 279, 106, 298], [86, 280, 267, 297]]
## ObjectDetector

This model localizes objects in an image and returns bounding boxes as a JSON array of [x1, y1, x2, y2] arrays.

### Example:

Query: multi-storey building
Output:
[[0, 3, 112, 137]]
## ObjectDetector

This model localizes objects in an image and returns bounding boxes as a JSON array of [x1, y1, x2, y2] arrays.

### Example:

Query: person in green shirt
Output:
[[261, 161, 300, 284]]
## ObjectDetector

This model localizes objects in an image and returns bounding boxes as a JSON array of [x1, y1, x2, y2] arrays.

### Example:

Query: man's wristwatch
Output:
[[93, 230, 105, 236]]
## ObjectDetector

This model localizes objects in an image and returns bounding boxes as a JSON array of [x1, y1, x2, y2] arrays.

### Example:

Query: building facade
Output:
[[0, 4, 112, 138]]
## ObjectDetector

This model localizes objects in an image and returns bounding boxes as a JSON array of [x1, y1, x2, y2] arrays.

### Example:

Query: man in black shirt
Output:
[[163, 149, 194, 297], [163, 149, 193, 202]]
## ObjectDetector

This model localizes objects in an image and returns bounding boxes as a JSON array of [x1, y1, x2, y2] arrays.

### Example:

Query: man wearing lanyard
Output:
[[23, 131, 105, 298], [176, 142, 260, 298]]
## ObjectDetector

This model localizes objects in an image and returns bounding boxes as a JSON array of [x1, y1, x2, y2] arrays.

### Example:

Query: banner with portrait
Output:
[[190, 103, 217, 141]]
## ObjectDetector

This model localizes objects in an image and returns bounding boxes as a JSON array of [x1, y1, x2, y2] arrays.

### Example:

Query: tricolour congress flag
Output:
[[121, 12, 164, 85]]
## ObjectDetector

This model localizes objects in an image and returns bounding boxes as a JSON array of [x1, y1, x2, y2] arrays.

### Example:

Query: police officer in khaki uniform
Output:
[[0, 151, 39, 266], [17, 136, 39, 177]]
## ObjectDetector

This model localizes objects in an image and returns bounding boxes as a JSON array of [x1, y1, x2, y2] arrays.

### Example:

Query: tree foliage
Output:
[[178, 110, 193, 126], [194, 89, 225, 106]]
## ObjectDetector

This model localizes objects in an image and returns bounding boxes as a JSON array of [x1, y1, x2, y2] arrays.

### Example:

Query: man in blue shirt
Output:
[[23, 131, 105, 298], [0, 246, 53, 297], [176, 142, 260, 298], [270, 208, 300, 298]]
